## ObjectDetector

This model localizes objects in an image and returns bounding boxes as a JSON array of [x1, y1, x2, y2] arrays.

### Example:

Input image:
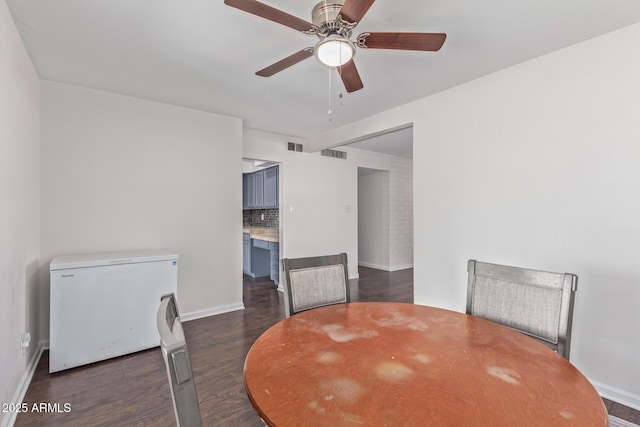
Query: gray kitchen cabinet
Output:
[[242, 165, 278, 210], [250, 238, 271, 278], [269, 241, 279, 284], [244, 235, 279, 285], [253, 239, 269, 250], [242, 233, 251, 274], [263, 166, 278, 208], [246, 173, 256, 209], [254, 170, 264, 207], [242, 174, 249, 210]]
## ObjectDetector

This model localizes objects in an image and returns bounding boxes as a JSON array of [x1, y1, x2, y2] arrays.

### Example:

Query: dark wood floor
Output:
[[15, 267, 639, 426]]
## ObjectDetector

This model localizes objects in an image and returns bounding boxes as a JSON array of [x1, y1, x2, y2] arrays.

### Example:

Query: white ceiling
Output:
[[347, 126, 413, 158], [7, 0, 640, 157]]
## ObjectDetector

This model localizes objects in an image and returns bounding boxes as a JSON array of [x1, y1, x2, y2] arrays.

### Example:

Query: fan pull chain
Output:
[[328, 68, 333, 121]]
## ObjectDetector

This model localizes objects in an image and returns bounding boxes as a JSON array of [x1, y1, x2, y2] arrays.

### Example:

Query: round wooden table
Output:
[[244, 302, 608, 426]]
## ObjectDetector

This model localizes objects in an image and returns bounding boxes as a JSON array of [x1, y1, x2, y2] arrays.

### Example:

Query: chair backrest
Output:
[[157, 293, 202, 427], [282, 253, 350, 317], [466, 259, 578, 360]]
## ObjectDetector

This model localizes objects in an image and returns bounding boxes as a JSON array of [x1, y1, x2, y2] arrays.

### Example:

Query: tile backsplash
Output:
[[243, 208, 279, 228]]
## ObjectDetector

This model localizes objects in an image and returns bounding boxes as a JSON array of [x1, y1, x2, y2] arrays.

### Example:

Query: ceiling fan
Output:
[[224, 0, 446, 93]]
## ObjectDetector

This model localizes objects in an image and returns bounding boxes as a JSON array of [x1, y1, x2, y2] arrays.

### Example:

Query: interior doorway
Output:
[[350, 126, 414, 272], [358, 168, 390, 270], [242, 158, 283, 291]]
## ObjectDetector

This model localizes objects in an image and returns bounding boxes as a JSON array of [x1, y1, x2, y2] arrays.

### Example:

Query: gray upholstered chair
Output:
[[466, 259, 578, 360], [157, 293, 202, 427], [282, 253, 350, 317]]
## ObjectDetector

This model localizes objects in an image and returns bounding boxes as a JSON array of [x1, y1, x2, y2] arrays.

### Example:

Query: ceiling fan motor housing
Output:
[[312, 0, 353, 38]]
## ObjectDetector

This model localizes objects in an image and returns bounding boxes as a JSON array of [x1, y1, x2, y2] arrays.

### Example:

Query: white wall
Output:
[[413, 24, 640, 406], [0, 2, 40, 425], [40, 82, 243, 331], [388, 157, 413, 270], [307, 24, 640, 409]]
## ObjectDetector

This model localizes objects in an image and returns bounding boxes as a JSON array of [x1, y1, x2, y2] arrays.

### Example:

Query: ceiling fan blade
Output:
[[357, 32, 446, 51], [339, 0, 376, 24], [224, 0, 314, 33], [338, 60, 364, 93], [255, 48, 314, 77]]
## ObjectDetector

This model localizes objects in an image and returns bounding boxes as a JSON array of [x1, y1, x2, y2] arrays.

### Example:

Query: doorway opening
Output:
[[358, 167, 390, 270], [242, 158, 282, 291], [349, 126, 414, 273]]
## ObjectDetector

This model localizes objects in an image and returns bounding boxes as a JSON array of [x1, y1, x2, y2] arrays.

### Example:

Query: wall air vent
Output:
[[287, 142, 303, 152], [321, 149, 347, 160]]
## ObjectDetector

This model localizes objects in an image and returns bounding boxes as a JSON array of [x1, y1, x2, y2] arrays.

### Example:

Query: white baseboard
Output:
[[1, 341, 46, 427], [358, 262, 414, 272], [181, 303, 245, 322], [358, 261, 390, 270], [388, 264, 414, 272], [592, 379, 640, 412]]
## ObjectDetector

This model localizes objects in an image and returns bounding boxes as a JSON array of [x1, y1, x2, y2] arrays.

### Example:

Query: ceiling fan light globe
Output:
[[315, 36, 354, 67]]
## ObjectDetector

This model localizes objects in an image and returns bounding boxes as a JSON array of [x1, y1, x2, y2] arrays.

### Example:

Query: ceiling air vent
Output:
[[287, 142, 303, 152], [321, 149, 347, 160]]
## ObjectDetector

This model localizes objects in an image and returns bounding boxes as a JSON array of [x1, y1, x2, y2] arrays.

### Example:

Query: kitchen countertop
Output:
[[243, 227, 279, 243]]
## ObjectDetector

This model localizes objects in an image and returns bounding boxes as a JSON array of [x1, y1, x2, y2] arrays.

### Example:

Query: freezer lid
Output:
[[50, 249, 178, 271]]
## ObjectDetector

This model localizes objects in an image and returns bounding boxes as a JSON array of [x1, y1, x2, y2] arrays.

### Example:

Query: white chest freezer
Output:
[[49, 249, 178, 372]]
